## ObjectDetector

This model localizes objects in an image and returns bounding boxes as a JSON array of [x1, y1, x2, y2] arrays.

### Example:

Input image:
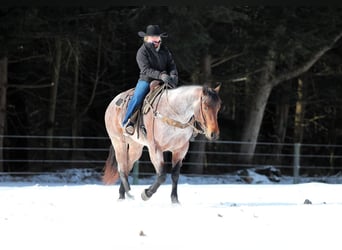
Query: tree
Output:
[[46, 37, 62, 159], [239, 8, 342, 163], [0, 56, 7, 172]]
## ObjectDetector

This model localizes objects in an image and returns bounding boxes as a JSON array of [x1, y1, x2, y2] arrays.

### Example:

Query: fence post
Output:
[[293, 143, 301, 184], [133, 161, 139, 185]]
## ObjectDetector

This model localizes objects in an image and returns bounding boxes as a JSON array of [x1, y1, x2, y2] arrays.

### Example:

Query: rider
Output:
[[122, 24, 179, 135]]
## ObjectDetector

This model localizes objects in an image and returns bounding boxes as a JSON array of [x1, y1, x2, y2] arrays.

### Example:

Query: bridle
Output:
[[194, 94, 208, 134]]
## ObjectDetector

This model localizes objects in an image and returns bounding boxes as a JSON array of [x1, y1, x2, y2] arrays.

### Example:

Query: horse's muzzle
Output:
[[207, 131, 219, 141]]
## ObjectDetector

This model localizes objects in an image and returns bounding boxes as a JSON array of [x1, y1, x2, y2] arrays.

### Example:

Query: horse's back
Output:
[[105, 88, 134, 137]]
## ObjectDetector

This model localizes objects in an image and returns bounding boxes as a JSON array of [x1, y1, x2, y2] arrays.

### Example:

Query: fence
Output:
[[1, 135, 342, 183]]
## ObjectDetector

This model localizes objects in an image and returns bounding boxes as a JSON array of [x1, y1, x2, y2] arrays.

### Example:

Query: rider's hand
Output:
[[170, 75, 178, 86], [160, 73, 172, 84]]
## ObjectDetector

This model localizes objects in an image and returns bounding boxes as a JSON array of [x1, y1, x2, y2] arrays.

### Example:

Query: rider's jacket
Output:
[[136, 42, 178, 84]]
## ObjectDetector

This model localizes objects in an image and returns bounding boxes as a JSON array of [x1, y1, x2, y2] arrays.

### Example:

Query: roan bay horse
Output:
[[103, 83, 221, 203]]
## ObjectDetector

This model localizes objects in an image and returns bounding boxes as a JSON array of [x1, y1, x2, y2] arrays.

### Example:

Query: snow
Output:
[[1, 169, 342, 250]]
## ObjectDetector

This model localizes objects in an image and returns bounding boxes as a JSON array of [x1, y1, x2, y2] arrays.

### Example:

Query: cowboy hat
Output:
[[138, 25, 168, 38]]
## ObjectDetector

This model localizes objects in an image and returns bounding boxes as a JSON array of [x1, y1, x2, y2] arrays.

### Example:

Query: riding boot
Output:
[[124, 120, 135, 135]]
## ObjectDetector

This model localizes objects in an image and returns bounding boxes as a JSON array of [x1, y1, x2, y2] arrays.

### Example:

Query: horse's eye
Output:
[[204, 106, 208, 111]]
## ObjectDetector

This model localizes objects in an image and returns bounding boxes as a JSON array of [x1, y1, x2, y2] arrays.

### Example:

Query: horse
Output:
[[103, 83, 221, 203]]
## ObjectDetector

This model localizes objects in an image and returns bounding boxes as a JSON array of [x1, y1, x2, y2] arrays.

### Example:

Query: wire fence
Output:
[[1, 135, 342, 182]]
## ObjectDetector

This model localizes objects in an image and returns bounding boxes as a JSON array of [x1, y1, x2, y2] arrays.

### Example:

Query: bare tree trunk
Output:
[[272, 84, 290, 164], [294, 78, 305, 143], [0, 56, 8, 172], [70, 34, 102, 162], [328, 105, 337, 174], [203, 54, 212, 86], [79, 34, 102, 117], [240, 81, 274, 163], [71, 38, 80, 149], [240, 49, 275, 163], [46, 38, 62, 165], [188, 54, 211, 174]]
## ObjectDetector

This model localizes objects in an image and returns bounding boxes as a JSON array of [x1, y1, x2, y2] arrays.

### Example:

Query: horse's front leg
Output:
[[171, 160, 181, 204], [141, 166, 166, 201], [170, 143, 189, 204], [141, 150, 166, 201]]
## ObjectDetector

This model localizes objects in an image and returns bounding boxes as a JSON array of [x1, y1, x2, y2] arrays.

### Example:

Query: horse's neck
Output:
[[160, 86, 202, 122]]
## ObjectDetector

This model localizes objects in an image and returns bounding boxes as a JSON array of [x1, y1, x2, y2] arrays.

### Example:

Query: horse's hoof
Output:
[[141, 189, 151, 201], [171, 197, 180, 204], [126, 191, 134, 200]]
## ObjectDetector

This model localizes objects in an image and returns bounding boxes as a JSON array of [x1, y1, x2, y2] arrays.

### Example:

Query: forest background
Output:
[[1, 6, 342, 176]]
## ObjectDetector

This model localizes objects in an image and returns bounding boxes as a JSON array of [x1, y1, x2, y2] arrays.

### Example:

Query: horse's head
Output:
[[196, 84, 222, 140]]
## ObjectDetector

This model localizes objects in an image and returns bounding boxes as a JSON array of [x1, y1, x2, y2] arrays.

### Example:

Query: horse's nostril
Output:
[[210, 132, 219, 140]]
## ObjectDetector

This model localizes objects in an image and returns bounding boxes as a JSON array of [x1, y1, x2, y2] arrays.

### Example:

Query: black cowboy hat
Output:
[[138, 25, 168, 38]]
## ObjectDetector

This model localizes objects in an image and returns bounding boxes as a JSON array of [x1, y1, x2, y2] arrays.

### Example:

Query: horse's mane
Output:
[[203, 86, 221, 103], [172, 85, 220, 105]]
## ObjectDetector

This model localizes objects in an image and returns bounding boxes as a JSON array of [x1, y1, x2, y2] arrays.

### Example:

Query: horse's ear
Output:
[[214, 82, 221, 93], [202, 85, 209, 95]]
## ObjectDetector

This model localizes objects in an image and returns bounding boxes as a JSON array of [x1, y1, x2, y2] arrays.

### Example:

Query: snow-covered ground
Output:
[[1, 169, 342, 250], [1, 167, 342, 185]]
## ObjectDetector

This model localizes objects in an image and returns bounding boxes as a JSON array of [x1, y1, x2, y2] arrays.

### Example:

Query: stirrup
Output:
[[124, 123, 135, 135]]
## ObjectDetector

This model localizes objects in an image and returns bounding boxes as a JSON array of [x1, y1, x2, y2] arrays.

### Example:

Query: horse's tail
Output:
[[102, 145, 119, 185]]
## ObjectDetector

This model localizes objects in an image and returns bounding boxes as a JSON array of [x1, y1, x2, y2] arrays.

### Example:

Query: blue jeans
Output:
[[122, 80, 150, 126]]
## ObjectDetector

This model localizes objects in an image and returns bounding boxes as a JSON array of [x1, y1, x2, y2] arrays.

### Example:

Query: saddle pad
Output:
[[115, 88, 134, 108]]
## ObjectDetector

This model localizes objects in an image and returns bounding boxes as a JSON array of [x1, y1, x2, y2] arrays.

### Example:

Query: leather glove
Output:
[[170, 75, 178, 85], [167, 81, 176, 88], [160, 73, 172, 84]]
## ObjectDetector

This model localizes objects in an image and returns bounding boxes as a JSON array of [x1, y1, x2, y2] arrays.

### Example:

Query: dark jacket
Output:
[[136, 42, 178, 84]]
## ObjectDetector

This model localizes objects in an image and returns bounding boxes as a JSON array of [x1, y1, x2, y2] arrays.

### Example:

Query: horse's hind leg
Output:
[[118, 182, 126, 200], [117, 141, 143, 200], [118, 171, 133, 199]]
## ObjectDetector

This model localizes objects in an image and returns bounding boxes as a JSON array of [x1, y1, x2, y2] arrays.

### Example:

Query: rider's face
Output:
[[146, 36, 161, 43], [146, 36, 161, 47]]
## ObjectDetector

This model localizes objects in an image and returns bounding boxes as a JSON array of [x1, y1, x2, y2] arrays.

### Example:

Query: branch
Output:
[[8, 55, 46, 64], [7, 82, 54, 89], [80, 35, 103, 117], [211, 52, 245, 68], [225, 67, 266, 82], [271, 31, 342, 87], [314, 71, 342, 77]]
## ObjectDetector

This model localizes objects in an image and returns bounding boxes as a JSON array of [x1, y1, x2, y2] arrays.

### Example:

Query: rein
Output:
[[154, 111, 203, 133], [145, 86, 206, 135]]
